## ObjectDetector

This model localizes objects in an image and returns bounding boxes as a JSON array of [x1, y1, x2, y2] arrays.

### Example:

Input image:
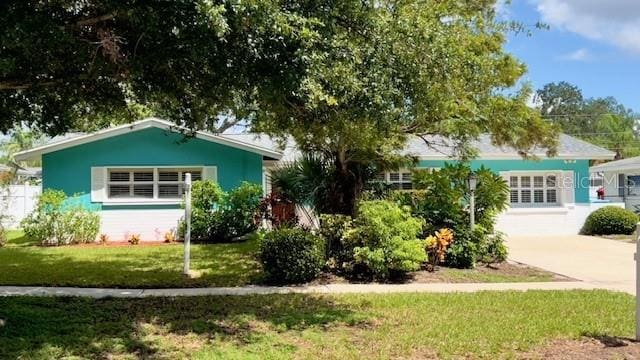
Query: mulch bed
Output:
[[519, 337, 640, 359], [309, 262, 573, 285]]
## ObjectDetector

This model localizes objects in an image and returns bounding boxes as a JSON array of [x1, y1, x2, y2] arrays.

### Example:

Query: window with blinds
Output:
[[376, 170, 414, 190], [508, 174, 559, 206], [107, 168, 202, 200]]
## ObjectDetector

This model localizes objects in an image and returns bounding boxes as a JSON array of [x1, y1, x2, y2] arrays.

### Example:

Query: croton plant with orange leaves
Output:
[[425, 228, 454, 271]]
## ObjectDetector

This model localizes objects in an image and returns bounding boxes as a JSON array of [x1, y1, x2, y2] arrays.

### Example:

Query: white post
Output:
[[183, 173, 192, 276], [636, 222, 640, 340], [470, 190, 475, 230]]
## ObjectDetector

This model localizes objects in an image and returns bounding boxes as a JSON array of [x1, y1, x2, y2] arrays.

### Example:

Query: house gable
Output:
[[43, 127, 264, 207]]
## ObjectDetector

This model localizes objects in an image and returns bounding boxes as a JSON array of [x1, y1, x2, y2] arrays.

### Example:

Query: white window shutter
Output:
[[91, 167, 107, 202], [202, 166, 218, 182], [562, 170, 575, 204]]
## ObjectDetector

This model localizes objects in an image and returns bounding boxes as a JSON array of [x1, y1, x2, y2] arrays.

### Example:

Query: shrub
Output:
[[408, 164, 509, 234], [478, 231, 508, 264], [582, 206, 638, 235], [128, 233, 141, 245], [180, 181, 262, 242], [209, 182, 263, 242], [259, 227, 326, 284], [444, 228, 479, 269], [0, 224, 6, 247], [164, 231, 176, 243], [21, 189, 100, 245], [99, 234, 109, 245], [185, 180, 224, 241], [425, 228, 454, 271], [345, 200, 426, 279], [318, 214, 353, 270]]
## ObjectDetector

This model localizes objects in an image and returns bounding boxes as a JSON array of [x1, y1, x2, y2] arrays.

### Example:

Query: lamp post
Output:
[[467, 173, 477, 230], [183, 172, 192, 276]]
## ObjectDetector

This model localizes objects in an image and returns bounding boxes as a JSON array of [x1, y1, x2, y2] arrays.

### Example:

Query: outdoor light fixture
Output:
[[468, 174, 478, 191]]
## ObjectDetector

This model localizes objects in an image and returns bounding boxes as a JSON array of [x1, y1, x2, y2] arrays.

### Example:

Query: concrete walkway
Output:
[[507, 234, 636, 295], [0, 282, 598, 299]]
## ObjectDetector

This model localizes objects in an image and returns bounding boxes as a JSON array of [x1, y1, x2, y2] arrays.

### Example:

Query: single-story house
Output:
[[14, 117, 618, 240], [589, 156, 640, 214]]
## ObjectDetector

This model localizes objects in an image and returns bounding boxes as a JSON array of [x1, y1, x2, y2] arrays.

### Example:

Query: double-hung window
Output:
[[508, 174, 559, 206], [106, 167, 203, 201], [376, 170, 414, 190]]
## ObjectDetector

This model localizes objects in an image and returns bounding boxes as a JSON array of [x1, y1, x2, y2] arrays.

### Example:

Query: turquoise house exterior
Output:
[[16, 118, 282, 241], [16, 118, 616, 238], [418, 159, 591, 204]]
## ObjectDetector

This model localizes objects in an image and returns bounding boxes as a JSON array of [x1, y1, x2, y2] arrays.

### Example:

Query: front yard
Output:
[[0, 290, 634, 359], [0, 231, 561, 288]]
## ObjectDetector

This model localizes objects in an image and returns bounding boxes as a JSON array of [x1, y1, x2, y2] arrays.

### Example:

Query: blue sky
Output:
[[503, 0, 640, 112]]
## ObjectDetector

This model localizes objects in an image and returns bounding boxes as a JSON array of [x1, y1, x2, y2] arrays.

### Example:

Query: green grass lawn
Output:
[[0, 230, 262, 288], [0, 290, 633, 359], [0, 230, 560, 288]]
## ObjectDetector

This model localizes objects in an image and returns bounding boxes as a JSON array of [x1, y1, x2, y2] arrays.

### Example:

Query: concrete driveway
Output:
[[506, 234, 636, 295]]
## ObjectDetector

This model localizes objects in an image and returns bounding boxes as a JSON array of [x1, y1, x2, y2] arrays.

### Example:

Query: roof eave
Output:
[[14, 118, 283, 161]]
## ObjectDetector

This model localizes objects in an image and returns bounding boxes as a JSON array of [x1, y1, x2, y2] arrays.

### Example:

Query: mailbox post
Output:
[[183, 173, 192, 276], [633, 223, 640, 341]]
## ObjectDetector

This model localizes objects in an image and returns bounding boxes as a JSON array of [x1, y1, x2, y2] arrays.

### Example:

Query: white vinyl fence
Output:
[[0, 184, 41, 228]]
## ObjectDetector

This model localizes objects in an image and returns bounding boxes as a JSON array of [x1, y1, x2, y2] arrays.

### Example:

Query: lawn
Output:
[[0, 290, 634, 359], [0, 230, 561, 288], [0, 230, 262, 288]]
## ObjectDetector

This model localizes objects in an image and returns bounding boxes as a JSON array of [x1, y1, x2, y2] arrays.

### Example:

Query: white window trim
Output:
[[378, 169, 415, 191], [506, 171, 561, 208], [102, 165, 205, 205]]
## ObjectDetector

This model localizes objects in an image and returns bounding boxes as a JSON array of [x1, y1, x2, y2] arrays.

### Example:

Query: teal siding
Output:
[[42, 127, 264, 209], [418, 159, 591, 203]]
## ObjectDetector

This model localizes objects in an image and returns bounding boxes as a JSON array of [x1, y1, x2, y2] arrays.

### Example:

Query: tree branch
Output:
[[0, 81, 56, 91], [67, 13, 118, 28]]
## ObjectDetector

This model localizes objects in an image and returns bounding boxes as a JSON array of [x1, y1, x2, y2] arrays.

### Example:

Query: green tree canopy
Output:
[[2, 1, 560, 214], [536, 81, 640, 159], [1, 1, 316, 133]]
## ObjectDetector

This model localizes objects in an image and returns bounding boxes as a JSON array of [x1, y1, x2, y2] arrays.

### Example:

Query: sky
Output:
[[503, 0, 640, 112]]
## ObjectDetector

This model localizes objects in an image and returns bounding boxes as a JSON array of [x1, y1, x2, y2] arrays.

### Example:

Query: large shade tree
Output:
[[2, 0, 559, 214], [0, 0, 316, 133], [254, 0, 559, 214]]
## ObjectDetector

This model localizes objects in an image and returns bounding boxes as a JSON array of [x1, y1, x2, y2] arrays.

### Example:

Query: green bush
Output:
[[477, 230, 508, 264], [444, 229, 479, 269], [209, 182, 263, 242], [443, 227, 508, 269], [180, 181, 262, 242], [0, 223, 6, 247], [345, 200, 426, 279], [318, 214, 353, 270], [582, 206, 638, 235], [407, 164, 509, 234], [259, 227, 326, 284], [21, 189, 100, 245]]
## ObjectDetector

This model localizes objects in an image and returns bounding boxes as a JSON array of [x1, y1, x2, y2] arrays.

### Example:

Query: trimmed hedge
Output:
[[259, 227, 326, 284], [582, 206, 638, 235]]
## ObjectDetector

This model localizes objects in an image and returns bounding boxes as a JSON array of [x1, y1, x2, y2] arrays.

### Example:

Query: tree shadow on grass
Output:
[[581, 332, 638, 347], [0, 294, 365, 359], [0, 241, 263, 288]]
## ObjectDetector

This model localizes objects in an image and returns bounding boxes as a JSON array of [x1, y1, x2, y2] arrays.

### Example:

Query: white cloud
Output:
[[559, 48, 591, 61], [533, 0, 640, 53]]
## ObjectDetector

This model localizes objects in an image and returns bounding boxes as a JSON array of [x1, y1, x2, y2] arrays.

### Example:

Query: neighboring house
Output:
[[589, 156, 640, 214], [15, 117, 617, 240]]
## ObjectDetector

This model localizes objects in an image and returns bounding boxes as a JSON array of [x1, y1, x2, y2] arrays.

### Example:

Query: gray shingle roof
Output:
[[590, 155, 640, 172], [28, 124, 614, 161], [221, 133, 615, 161]]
